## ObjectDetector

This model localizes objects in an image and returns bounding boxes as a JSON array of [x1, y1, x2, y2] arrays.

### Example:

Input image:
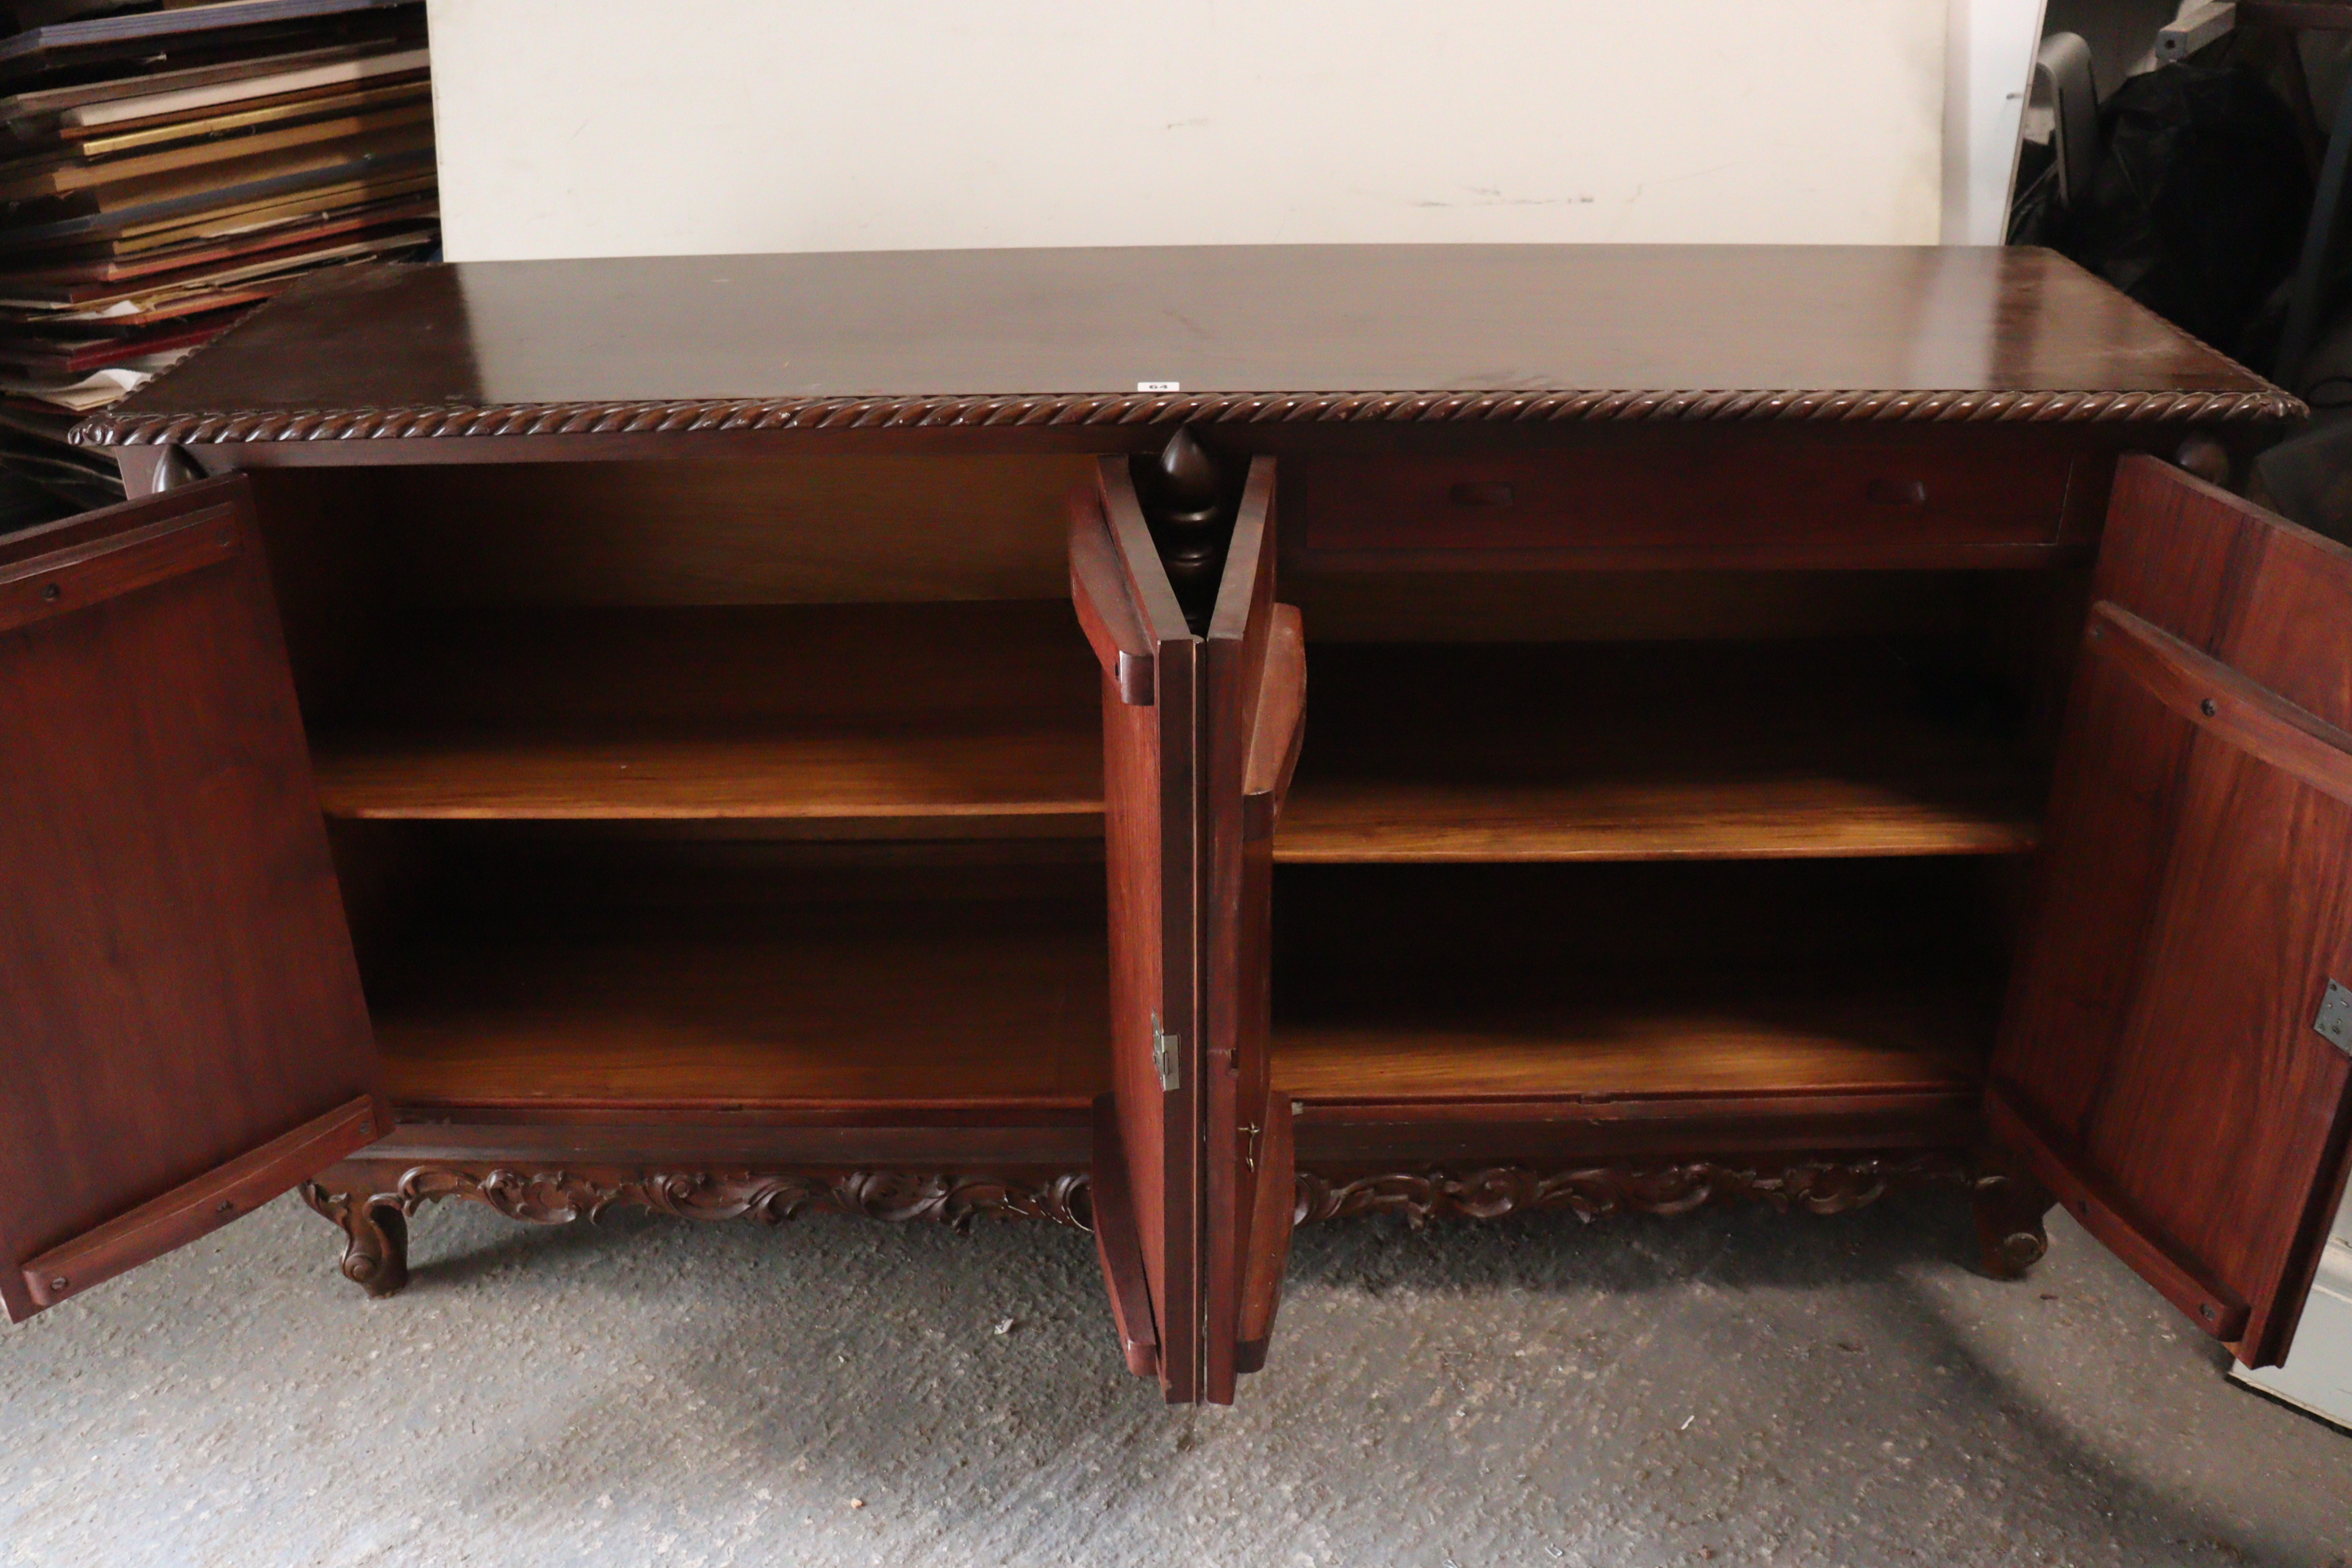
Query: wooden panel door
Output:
[[1992, 456, 2352, 1367], [1199, 458, 1306, 1403], [0, 477, 383, 1323], [1069, 457, 1202, 1400]]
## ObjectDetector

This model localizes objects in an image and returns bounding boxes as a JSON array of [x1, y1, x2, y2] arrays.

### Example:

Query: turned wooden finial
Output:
[[1138, 427, 1231, 624]]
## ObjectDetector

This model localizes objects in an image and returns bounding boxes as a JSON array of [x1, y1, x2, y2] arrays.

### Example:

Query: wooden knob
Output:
[[2173, 432, 2230, 486]]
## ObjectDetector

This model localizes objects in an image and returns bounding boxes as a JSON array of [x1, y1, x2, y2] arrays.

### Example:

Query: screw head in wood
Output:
[[216, 1200, 236, 1213], [38, 583, 59, 603], [2201, 698, 2218, 717], [48, 1276, 66, 1291]]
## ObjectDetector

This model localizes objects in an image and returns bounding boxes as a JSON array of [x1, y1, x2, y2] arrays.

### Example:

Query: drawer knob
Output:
[[1867, 477, 1928, 507], [1449, 481, 1516, 507]]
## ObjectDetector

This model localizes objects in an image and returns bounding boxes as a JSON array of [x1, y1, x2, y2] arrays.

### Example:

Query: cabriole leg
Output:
[[300, 1181, 411, 1298]]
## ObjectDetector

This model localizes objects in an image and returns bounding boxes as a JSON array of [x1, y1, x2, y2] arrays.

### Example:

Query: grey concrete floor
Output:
[[2, 1189, 2346, 1567]]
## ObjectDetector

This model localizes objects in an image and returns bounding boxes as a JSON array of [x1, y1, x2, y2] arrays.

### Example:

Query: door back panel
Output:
[[1992, 458, 2352, 1365], [0, 476, 380, 1321], [1070, 459, 1200, 1400]]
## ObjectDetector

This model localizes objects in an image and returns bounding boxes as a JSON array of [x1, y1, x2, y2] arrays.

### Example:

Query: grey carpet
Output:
[[2, 1189, 2346, 1566]]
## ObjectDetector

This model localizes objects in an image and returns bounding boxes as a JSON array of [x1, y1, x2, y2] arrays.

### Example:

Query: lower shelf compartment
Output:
[[1275, 967, 1992, 1106], [1272, 858, 2005, 1116], [363, 839, 1111, 1117]]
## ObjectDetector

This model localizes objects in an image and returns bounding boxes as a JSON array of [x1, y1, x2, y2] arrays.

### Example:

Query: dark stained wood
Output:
[[1241, 605, 1307, 842], [305, 1147, 1093, 1303], [317, 729, 1102, 827], [1276, 640, 2044, 863], [25, 1098, 383, 1310], [0, 493, 241, 633], [371, 893, 1111, 1114], [21, 248, 2326, 1404], [1234, 1091, 1295, 1376], [1993, 458, 2352, 1366], [1291, 1099, 1988, 1165], [368, 455, 1094, 605], [85, 248, 2288, 448], [1089, 1095, 1161, 1378], [1286, 567, 2018, 645], [301, 602, 1103, 828], [308, 600, 1100, 730], [1275, 860, 2001, 1115], [0, 477, 379, 1323], [1072, 461, 1203, 1401], [1276, 978, 1991, 1106], [1200, 458, 1284, 1402], [1984, 1090, 2247, 1336], [1283, 436, 2082, 571]]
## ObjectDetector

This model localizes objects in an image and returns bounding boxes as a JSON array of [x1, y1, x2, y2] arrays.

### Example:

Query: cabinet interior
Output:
[[251, 462, 2080, 1134], [254, 460, 1110, 1126], [1271, 562, 2077, 1125]]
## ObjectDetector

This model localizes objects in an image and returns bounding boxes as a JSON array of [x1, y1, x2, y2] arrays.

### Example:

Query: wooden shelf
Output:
[[314, 724, 1102, 827], [306, 602, 1104, 830], [1271, 858, 2000, 1107], [1274, 971, 1990, 1106], [373, 890, 1110, 1114], [1275, 639, 2043, 862]]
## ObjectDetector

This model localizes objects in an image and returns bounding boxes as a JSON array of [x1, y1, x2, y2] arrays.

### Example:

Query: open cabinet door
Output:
[[0, 476, 383, 1324], [1200, 458, 1306, 1403], [1069, 457, 1203, 1400], [1991, 455, 2352, 1368]]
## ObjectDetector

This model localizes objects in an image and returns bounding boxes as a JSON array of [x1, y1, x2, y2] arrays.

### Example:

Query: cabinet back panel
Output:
[[1280, 637, 2045, 864], [1287, 567, 2021, 644], [368, 455, 1094, 605]]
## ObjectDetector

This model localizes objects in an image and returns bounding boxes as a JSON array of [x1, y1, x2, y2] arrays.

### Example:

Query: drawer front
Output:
[[1287, 439, 2083, 567]]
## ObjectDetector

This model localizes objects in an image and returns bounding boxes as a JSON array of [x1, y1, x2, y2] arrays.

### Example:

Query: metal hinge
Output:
[[1152, 1013, 1182, 1092], [2316, 980, 2352, 1054]]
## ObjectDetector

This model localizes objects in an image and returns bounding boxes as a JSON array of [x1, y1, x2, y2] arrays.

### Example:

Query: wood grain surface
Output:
[[0, 477, 379, 1322], [1276, 639, 2042, 862], [1993, 458, 2352, 1367]]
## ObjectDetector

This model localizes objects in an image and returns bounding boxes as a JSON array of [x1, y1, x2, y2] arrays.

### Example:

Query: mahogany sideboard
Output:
[[6, 244, 2346, 1407]]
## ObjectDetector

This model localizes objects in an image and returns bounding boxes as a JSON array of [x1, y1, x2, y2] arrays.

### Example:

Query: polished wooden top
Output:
[[81, 245, 2295, 447]]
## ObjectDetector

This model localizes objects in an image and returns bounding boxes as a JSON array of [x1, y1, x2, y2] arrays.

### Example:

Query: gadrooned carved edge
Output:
[[1291, 1152, 1977, 1226], [74, 386, 2304, 447]]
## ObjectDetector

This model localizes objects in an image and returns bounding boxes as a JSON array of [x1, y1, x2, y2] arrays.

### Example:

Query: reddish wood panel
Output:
[[1199, 458, 1286, 1403], [1993, 458, 2352, 1366], [1089, 1095, 1160, 1378], [1284, 435, 2082, 571], [1071, 462, 1201, 1401], [0, 477, 379, 1323], [1235, 1091, 1296, 1375], [24, 1097, 382, 1310]]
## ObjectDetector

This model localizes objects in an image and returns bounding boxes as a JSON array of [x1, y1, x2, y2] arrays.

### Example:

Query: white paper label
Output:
[[1136, 380, 1180, 393]]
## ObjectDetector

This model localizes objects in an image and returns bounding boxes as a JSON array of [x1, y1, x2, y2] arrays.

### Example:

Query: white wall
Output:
[[428, 0, 1966, 261], [1944, 0, 2050, 243]]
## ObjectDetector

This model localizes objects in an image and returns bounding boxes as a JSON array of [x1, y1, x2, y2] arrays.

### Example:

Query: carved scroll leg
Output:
[[1969, 1150, 2054, 1280], [300, 1182, 411, 1298]]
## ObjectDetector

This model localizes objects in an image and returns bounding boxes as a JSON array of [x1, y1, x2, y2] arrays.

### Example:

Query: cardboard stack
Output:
[[0, 0, 435, 530]]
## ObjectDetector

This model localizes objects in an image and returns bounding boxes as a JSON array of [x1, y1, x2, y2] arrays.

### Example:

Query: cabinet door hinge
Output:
[[1152, 1014, 1182, 1092], [2316, 979, 2352, 1054]]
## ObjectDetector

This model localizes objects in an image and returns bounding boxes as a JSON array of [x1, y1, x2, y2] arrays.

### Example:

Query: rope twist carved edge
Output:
[[77, 386, 2302, 447]]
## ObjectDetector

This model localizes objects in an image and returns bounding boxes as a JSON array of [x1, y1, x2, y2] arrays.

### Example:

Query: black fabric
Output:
[[2023, 57, 2310, 368]]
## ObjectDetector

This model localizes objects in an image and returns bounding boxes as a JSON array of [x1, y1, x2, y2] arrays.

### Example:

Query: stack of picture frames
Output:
[[0, 0, 437, 530]]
